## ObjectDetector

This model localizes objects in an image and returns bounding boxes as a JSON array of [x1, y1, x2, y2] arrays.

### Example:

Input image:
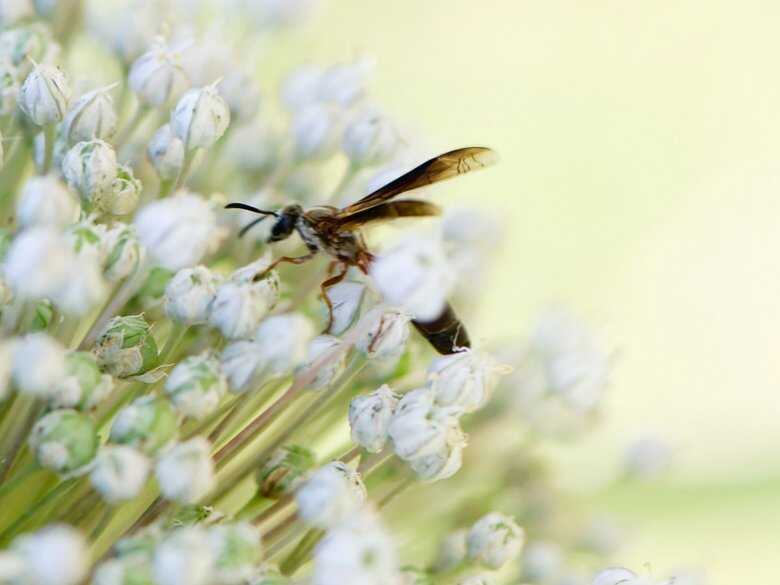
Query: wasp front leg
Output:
[[252, 251, 317, 282], [319, 264, 349, 333]]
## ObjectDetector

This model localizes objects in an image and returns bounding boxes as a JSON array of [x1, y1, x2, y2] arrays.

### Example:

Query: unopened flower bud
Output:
[[164, 265, 221, 326], [592, 568, 638, 585], [153, 527, 215, 585], [208, 257, 279, 340], [52, 351, 114, 410], [291, 103, 340, 161], [61, 86, 118, 144], [219, 69, 261, 124], [325, 281, 365, 335], [407, 422, 466, 482], [18, 62, 70, 125], [29, 409, 98, 474], [12, 332, 66, 398], [110, 396, 178, 455], [62, 139, 118, 205], [129, 41, 190, 108], [256, 444, 316, 499], [318, 58, 373, 107], [520, 541, 564, 583], [16, 174, 79, 228], [280, 63, 324, 111], [342, 106, 398, 167], [156, 437, 215, 504], [355, 305, 410, 361], [428, 350, 509, 414], [252, 312, 314, 375], [466, 512, 524, 570], [93, 314, 159, 378], [90, 445, 151, 503], [370, 234, 454, 321], [148, 123, 185, 180], [434, 529, 467, 572], [172, 84, 230, 150], [56, 224, 109, 316], [96, 163, 141, 216], [165, 352, 227, 420], [208, 522, 262, 585], [92, 554, 154, 585], [295, 461, 366, 528], [11, 525, 87, 585], [348, 385, 399, 453], [3, 227, 70, 300], [298, 334, 347, 390], [135, 192, 218, 271], [103, 223, 142, 282], [0, 23, 51, 69], [387, 387, 458, 461]]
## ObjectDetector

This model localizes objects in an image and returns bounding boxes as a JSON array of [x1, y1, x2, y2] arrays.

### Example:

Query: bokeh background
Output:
[[275, 2, 780, 583]]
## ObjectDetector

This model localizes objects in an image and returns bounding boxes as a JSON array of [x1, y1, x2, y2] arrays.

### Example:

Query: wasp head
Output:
[[268, 204, 303, 243]]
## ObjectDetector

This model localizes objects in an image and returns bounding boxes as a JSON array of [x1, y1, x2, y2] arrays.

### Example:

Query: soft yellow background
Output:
[[288, 2, 780, 583]]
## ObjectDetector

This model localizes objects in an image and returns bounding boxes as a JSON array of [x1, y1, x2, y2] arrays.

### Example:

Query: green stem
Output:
[[0, 396, 41, 483], [0, 479, 78, 545], [115, 105, 150, 148], [158, 323, 189, 364], [172, 148, 199, 192], [280, 528, 324, 576], [0, 462, 39, 501], [40, 123, 56, 175]]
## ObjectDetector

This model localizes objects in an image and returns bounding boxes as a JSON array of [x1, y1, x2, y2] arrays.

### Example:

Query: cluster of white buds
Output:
[[348, 384, 399, 453], [295, 461, 367, 528]]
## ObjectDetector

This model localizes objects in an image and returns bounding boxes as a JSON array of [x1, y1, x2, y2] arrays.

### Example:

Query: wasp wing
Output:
[[336, 200, 441, 230], [336, 146, 497, 218]]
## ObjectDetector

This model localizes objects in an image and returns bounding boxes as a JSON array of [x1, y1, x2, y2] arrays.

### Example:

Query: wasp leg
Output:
[[252, 252, 317, 282], [319, 264, 349, 333]]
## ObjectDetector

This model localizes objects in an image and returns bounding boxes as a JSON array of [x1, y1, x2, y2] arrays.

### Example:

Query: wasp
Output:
[[226, 146, 497, 354]]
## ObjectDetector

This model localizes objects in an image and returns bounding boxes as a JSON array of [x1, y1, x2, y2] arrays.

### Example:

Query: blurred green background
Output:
[[284, 1, 780, 582]]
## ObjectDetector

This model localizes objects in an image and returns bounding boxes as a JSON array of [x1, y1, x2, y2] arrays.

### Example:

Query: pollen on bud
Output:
[[348, 384, 399, 453], [28, 409, 99, 474], [171, 84, 231, 150], [18, 62, 71, 125]]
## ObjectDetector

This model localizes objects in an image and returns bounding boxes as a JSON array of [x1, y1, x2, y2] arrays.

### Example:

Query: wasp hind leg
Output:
[[319, 264, 349, 334]]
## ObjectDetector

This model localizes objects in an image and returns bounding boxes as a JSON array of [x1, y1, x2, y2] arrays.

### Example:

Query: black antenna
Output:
[[225, 202, 279, 217]]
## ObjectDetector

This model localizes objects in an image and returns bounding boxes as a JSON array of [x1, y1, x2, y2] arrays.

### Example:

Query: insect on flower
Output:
[[226, 146, 497, 354]]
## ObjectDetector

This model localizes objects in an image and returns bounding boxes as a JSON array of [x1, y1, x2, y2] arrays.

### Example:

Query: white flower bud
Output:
[[407, 421, 466, 483], [520, 541, 564, 584], [98, 163, 142, 216], [348, 385, 399, 453], [164, 265, 221, 326], [219, 69, 261, 124], [299, 334, 347, 390], [355, 305, 410, 361], [172, 84, 230, 150], [370, 233, 454, 321], [155, 437, 215, 504], [3, 227, 72, 301], [0, 551, 25, 583], [296, 461, 366, 528], [90, 445, 151, 503], [466, 512, 525, 570], [11, 525, 87, 585], [62, 139, 118, 204], [134, 191, 218, 271], [208, 257, 279, 340], [165, 352, 227, 420], [52, 351, 114, 410], [280, 63, 324, 110], [592, 568, 638, 585], [148, 123, 185, 180], [0, 0, 33, 26], [252, 312, 314, 375], [318, 57, 373, 107], [29, 409, 98, 473], [312, 508, 400, 585], [103, 223, 142, 282], [0, 22, 52, 70], [93, 314, 159, 378], [129, 40, 190, 108], [342, 106, 399, 167], [219, 341, 265, 394], [291, 103, 340, 161], [92, 554, 154, 585], [110, 395, 178, 455], [224, 121, 281, 177], [12, 332, 66, 398], [16, 174, 79, 228], [54, 230, 108, 316], [18, 62, 70, 125], [324, 280, 365, 335], [427, 350, 509, 414], [387, 388, 459, 461], [208, 522, 262, 585], [61, 86, 118, 144], [434, 529, 467, 572], [153, 527, 215, 585]]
